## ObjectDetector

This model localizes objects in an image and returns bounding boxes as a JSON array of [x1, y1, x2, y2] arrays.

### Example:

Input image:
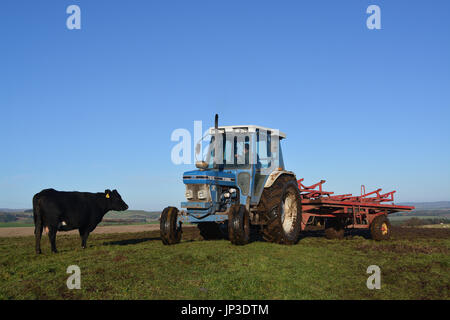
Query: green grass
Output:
[[0, 228, 449, 300], [0, 222, 34, 228]]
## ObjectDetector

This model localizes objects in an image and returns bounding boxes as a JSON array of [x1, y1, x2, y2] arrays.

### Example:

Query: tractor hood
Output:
[[183, 170, 236, 186]]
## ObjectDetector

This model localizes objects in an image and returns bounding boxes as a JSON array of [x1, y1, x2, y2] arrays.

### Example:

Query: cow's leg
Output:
[[48, 227, 58, 253], [34, 222, 43, 254], [79, 228, 90, 249]]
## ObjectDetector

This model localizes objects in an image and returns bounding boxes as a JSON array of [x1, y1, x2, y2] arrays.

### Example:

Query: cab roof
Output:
[[208, 125, 286, 139]]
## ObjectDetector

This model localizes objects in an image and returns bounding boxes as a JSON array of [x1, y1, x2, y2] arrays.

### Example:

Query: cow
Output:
[[33, 188, 129, 254]]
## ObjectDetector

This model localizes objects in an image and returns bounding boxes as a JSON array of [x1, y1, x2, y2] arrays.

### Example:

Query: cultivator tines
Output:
[[357, 185, 396, 203], [298, 179, 397, 204], [297, 178, 334, 199]]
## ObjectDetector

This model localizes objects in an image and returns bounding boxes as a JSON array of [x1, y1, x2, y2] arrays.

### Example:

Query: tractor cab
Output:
[[180, 119, 287, 224]]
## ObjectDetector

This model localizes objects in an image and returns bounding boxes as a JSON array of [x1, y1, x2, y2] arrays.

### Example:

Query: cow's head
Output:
[[105, 189, 129, 211]]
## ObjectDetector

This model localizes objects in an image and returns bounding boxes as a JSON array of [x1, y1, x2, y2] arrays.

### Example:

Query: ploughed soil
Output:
[[299, 225, 450, 240], [389, 226, 450, 240]]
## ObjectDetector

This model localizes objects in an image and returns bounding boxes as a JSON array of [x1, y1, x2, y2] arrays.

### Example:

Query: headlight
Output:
[[185, 189, 193, 200], [198, 190, 207, 200], [185, 184, 210, 201]]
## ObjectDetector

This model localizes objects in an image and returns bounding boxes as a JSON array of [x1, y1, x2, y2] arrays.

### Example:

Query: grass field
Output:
[[0, 227, 449, 300], [0, 223, 34, 228]]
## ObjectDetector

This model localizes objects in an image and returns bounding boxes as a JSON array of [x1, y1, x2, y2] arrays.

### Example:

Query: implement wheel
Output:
[[370, 215, 391, 241], [259, 175, 302, 244], [228, 205, 250, 245], [160, 206, 182, 245], [324, 218, 345, 239]]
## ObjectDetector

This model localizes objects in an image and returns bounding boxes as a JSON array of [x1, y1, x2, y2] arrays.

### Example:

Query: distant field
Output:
[[393, 209, 450, 218], [0, 222, 34, 228], [389, 215, 442, 221], [0, 227, 448, 300], [0, 210, 161, 228], [389, 215, 445, 221], [420, 224, 450, 229], [0, 221, 160, 228]]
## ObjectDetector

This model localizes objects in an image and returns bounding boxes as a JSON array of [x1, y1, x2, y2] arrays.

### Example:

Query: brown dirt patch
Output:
[[391, 226, 450, 240], [0, 224, 163, 238]]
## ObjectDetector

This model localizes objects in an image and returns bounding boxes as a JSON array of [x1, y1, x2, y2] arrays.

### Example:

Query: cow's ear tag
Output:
[[106, 193, 110, 199]]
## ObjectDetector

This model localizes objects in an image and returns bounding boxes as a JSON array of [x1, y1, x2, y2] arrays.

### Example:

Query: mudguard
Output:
[[263, 170, 297, 188]]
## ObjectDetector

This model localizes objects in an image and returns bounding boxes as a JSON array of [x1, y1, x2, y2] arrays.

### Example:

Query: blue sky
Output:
[[1, 0, 449, 210]]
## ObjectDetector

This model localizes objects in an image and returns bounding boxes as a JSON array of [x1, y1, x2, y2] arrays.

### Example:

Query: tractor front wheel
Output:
[[228, 205, 250, 245], [160, 206, 182, 245], [370, 215, 391, 241]]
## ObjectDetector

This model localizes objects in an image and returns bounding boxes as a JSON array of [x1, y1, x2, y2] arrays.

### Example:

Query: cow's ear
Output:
[[105, 189, 111, 198]]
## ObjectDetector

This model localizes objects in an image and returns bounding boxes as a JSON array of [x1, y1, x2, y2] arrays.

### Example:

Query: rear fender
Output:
[[264, 170, 297, 188]]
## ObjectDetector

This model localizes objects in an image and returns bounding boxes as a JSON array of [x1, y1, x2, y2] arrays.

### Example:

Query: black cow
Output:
[[33, 188, 128, 254]]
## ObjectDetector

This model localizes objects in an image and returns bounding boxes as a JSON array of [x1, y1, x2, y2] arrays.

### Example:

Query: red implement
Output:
[[297, 179, 415, 230]]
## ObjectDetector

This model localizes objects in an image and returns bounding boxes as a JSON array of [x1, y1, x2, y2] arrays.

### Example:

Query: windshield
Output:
[[195, 128, 283, 172], [203, 132, 251, 169]]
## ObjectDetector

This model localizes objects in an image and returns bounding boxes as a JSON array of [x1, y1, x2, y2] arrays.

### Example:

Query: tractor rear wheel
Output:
[[228, 205, 250, 245], [160, 206, 182, 245], [259, 175, 302, 244], [324, 218, 345, 239], [197, 222, 225, 240], [370, 215, 391, 241]]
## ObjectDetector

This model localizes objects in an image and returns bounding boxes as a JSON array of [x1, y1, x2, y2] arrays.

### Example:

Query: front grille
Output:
[[185, 184, 211, 202]]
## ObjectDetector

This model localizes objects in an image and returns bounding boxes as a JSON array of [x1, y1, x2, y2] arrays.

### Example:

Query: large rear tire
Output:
[[370, 215, 391, 241], [324, 218, 345, 239], [259, 175, 302, 244], [228, 205, 250, 245], [160, 206, 182, 245]]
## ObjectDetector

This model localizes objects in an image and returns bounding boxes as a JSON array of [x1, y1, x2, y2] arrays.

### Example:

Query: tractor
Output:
[[160, 114, 302, 245], [160, 115, 414, 245]]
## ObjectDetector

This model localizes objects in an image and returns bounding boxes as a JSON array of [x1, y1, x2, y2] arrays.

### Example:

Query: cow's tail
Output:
[[33, 192, 45, 254], [32, 193, 42, 226]]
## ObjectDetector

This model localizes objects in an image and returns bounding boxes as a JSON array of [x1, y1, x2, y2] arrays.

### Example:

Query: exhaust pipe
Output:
[[215, 114, 218, 130]]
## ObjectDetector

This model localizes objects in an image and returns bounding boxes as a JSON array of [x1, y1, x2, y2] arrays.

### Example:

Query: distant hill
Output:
[[0, 209, 30, 213], [104, 210, 161, 221], [392, 201, 450, 217], [398, 201, 450, 210]]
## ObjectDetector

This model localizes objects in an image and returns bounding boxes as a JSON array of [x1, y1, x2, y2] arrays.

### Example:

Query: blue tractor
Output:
[[160, 115, 302, 245]]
